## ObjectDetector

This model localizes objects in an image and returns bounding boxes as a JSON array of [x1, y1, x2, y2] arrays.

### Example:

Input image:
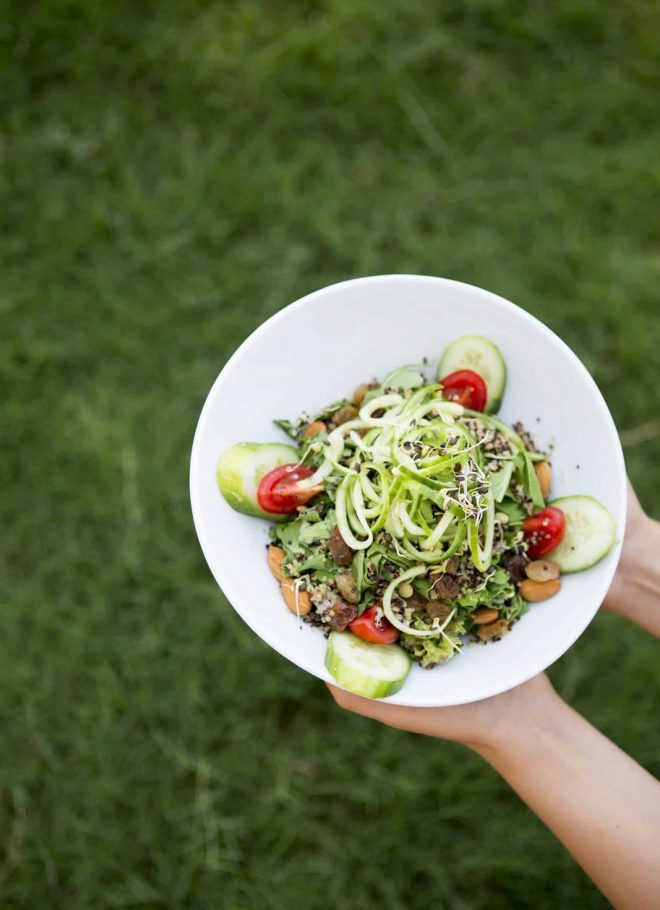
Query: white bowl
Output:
[[190, 275, 626, 706]]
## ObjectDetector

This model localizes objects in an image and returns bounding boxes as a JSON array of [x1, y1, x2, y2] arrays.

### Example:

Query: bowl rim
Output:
[[190, 274, 626, 706]]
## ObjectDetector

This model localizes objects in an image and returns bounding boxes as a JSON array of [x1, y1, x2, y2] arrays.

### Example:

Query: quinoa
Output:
[[513, 421, 540, 454]]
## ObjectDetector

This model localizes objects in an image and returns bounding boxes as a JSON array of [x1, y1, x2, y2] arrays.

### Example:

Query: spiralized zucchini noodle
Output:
[[299, 385, 495, 573]]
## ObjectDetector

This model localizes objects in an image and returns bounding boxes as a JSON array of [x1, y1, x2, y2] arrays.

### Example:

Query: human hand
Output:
[[601, 480, 660, 636], [327, 672, 556, 752]]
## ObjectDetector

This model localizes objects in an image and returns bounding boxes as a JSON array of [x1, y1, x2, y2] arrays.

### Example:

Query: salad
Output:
[[217, 335, 616, 699]]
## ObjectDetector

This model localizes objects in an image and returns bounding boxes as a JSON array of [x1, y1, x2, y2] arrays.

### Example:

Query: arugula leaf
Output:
[[298, 508, 321, 524], [499, 590, 528, 621], [458, 564, 517, 612], [414, 576, 433, 598], [299, 520, 332, 545], [401, 625, 462, 668], [298, 553, 335, 580], [380, 365, 426, 391], [497, 497, 525, 525], [489, 460, 514, 502], [351, 550, 365, 592], [355, 589, 377, 615], [273, 418, 298, 439], [362, 365, 426, 406], [276, 522, 301, 548], [365, 542, 411, 570], [526, 450, 546, 463], [314, 400, 351, 421], [522, 449, 545, 510]]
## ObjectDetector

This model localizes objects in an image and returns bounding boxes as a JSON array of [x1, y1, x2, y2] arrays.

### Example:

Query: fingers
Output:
[[326, 683, 387, 716], [326, 683, 416, 729], [326, 682, 460, 739], [326, 673, 553, 744], [326, 683, 447, 737]]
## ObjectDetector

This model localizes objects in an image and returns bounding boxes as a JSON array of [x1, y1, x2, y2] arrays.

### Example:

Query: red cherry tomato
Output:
[[257, 464, 321, 514], [523, 506, 565, 558], [349, 604, 400, 644], [439, 369, 488, 412]]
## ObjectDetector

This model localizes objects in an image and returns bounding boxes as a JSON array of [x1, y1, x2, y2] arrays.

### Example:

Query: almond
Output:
[[352, 383, 370, 408], [303, 420, 327, 438], [280, 581, 312, 616], [525, 560, 560, 583], [477, 619, 510, 641], [534, 461, 552, 500], [473, 607, 500, 625], [519, 578, 561, 602], [267, 545, 286, 581]]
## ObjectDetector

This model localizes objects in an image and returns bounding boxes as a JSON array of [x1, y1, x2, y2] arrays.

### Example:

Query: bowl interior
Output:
[[190, 276, 625, 706]]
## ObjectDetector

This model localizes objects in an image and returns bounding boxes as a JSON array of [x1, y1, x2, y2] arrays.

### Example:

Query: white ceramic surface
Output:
[[190, 275, 626, 706]]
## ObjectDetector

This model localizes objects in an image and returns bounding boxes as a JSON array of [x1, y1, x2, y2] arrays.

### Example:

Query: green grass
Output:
[[2, 2, 660, 907]]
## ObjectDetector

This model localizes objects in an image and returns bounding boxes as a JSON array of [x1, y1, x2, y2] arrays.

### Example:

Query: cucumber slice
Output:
[[216, 442, 299, 520], [438, 335, 507, 412], [325, 631, 411, 699], [548, 495, 617, 573]]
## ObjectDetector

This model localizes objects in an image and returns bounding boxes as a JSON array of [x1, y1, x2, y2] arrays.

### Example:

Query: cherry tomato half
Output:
[[257, 464, 321, 514], [349, 603, 400, 644], [439, 369, 488, 412], [523, 506, 565, 558]]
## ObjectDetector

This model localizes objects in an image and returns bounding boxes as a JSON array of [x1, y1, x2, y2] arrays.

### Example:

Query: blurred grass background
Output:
[[2, 2, 660, 907]]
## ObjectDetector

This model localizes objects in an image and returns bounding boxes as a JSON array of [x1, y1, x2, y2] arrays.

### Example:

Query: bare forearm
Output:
[[475, 692, 660, 910]]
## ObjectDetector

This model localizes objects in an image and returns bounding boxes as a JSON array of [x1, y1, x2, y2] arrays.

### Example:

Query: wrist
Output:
[[605, 515, 660, 619], [462, 674, 567, 758]]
